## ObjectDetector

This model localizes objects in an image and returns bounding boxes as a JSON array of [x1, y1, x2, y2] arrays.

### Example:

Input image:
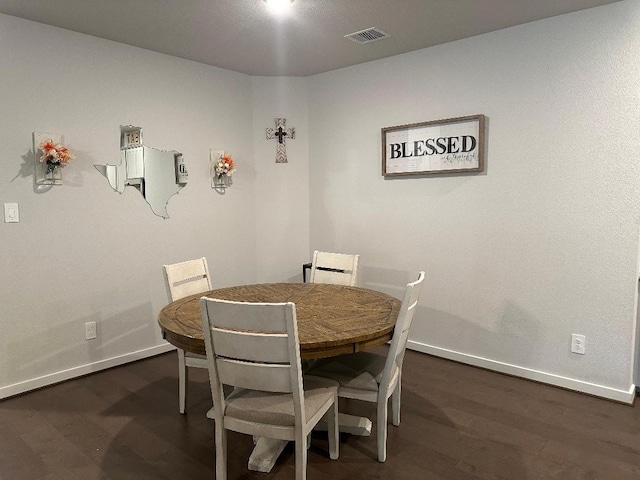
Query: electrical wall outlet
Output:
[[571, 334, 585, 354], [85, 321, 97, 340]]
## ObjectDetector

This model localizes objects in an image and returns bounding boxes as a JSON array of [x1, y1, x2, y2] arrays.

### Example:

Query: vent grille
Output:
[[344, 27, 390, 44]]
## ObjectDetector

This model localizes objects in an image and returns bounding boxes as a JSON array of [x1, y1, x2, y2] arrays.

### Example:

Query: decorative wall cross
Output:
[[266, 118, 295, 163]]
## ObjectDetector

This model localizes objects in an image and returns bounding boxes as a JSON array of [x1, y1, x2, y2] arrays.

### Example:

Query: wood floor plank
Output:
[[2, 349, 640, 479], [0, 428, 49, 479]]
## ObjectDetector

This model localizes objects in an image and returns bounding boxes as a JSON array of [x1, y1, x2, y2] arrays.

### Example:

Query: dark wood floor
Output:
[[1, 348, 640, 480]]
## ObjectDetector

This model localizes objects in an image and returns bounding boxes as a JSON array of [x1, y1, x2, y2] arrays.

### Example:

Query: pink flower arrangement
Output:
[[39, 138, 75, 173]]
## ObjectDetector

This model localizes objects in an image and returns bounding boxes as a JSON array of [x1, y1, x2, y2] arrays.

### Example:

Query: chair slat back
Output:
[[200, 299, 303, 398], [381, 271, 425, 388], [217, 358, 293, 392], [310, 250, 359, 286], [163, 257, 212, 301], [209, 329, 290, 363]]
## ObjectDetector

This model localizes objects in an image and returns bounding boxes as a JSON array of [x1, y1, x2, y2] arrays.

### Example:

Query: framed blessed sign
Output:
[[382, 114, 485, 177]]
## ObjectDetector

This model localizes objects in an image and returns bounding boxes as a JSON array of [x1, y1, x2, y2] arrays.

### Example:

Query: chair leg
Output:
[[327, 398, 339, 460], [215, 423, 228, 480], [178, 349, 187, 414], [295, 432, 308, 480], [391, 381, 401, 426], [377, 397, 388, 463]]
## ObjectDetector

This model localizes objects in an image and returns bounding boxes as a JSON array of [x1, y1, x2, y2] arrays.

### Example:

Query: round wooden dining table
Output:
[[158, 282, 402, 360], [157, 282, 401, 473]]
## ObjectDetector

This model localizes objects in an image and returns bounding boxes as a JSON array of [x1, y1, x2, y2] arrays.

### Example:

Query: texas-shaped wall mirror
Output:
[[95, 126, 188, 218]]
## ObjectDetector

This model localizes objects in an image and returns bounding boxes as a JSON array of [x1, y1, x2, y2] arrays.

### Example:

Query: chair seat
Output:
[[309, 351, 386, 392], [207, 376, 338, 426]]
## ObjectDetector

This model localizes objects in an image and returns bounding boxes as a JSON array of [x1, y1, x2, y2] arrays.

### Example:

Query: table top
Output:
[[158, 282, 401, 359]]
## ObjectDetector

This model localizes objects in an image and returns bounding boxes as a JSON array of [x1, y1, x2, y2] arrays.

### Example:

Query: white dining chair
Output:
[[308, 271, 425, 462], [163, 257, 212, 414], [200, 297, 339, 480], [309, 250, 359, 286]]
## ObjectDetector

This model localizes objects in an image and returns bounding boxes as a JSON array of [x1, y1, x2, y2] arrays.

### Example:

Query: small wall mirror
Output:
[[95, 126, 188, 218]]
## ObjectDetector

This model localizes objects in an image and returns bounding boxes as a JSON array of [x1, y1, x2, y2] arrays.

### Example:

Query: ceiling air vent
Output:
[[344, 27, 390, 44]]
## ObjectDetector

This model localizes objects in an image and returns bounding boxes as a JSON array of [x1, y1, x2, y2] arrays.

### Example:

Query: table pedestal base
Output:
[[247, 413, 372, 472], [248, 437, 288, 472], [316, 412, 372, 436]]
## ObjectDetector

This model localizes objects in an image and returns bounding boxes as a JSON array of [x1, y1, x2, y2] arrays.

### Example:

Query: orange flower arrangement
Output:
[[39, 138, 75, 173], [215, 152, 236, 178]]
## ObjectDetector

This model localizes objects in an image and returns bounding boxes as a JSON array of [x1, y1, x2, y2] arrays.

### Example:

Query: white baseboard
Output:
[[408, 340, 636, 405], [0, 343, 176, 400], [3, 341, 635, 404]]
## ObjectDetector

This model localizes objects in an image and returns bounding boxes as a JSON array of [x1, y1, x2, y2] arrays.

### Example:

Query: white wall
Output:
[[2, 1, 639, 403], [0, 14, 262, 397], [308, 0, 640, 402], [252, 77, 310, 283]]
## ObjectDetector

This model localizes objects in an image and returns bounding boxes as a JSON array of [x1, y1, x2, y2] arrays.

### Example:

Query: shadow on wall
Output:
[[14, 147, 97, 193], [410, 301, 542, 369], [357, 265, 542, 369], [282, 259, 405, 286], [360, 265, 415, 298], [284, 268, 304, 283], [5, 302, 158, 389]]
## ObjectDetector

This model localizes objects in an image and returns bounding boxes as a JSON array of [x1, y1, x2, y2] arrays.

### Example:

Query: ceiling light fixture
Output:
[[263, 0, 294, 15]]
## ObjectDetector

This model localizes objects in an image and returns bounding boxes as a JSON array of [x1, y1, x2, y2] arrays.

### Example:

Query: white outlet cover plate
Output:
[[571, 334, 585, 354], [4, 203, 19, 223]]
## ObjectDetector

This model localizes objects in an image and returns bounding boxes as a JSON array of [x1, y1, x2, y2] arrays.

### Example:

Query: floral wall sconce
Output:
[[33, 132, 75, 185], [210, 149, 236, 194]]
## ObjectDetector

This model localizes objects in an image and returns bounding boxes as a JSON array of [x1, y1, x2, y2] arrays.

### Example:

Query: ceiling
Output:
[[0, 0, 622, 77]]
